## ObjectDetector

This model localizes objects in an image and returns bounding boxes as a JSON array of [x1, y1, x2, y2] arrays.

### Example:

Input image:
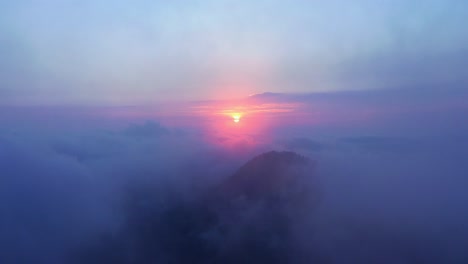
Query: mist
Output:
[[1, 89, 468, 263]]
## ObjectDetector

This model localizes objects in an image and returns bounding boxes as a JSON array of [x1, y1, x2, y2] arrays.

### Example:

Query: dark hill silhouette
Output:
[[201, 151, 321, 263], [220, 151, 310, 198], [74, 151, 320, 264], [209, 151, 318, 215]]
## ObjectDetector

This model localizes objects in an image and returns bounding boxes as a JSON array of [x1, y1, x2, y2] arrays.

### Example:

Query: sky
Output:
[[1, 0, 468, 105]]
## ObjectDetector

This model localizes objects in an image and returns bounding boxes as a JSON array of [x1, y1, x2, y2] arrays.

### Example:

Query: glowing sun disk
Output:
[[232, 114, 241, 123]]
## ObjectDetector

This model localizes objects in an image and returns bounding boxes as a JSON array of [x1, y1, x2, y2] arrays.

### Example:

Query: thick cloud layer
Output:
[[1, 110, 468, 263], [0, 125, 250, 263]]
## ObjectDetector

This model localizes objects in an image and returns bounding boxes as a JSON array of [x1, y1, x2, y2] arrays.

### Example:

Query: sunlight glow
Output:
[[232, 114, 241, 123]]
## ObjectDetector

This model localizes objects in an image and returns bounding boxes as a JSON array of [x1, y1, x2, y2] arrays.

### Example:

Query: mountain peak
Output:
[[249, 92, 284, 98], [216, 151, 313, 201]]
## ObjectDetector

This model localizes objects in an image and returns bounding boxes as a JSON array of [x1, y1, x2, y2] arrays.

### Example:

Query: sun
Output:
[[232, 114, 241, 123]]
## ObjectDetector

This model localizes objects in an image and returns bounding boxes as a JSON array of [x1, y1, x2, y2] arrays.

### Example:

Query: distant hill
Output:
[[214, 151, 315, 204], [199, 151, 319, 263], [76, 151, 320, 264], [249, 92, 286, 98]]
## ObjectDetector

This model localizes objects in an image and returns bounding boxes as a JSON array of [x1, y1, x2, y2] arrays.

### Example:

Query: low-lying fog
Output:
[[1, 91, 467, 263]]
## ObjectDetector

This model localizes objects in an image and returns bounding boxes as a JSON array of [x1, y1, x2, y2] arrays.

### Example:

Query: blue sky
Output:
[[1, 0, 467, 104]]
